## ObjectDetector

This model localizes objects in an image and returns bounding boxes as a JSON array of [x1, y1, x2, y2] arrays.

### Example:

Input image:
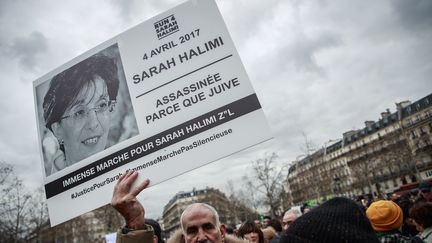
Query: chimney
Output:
[[381, 109, 391, 119], [396, 100, 412, 120], [396, 101, 412, 112], [343, 130, 357, 141], [365, 121, 374, 129]]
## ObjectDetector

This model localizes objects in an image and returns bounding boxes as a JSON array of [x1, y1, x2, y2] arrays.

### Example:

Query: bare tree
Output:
[[300, 132, 317, 156], [225, 179, 260, 223], [241, 175, 263, 212], [350, 157, 376, 196], [0, 161, 32, 243], [250, 152, 288, 218], [25, 187, 49, 242], [0, 161, 13, 184]]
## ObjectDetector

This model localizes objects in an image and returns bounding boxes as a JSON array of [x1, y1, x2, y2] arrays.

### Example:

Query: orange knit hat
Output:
[[366, 200, 403, 232]]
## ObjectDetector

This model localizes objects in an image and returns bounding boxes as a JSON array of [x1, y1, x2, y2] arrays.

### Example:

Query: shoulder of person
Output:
[[262, 227, 276, 240], [167, 229, 184, 243], [410, 235, 426, 243], [116, 225, 154, 243]]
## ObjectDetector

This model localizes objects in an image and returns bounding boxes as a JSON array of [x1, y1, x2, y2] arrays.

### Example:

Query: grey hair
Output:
[[284, 208, 302, 217], [180, 203, 221, 233]]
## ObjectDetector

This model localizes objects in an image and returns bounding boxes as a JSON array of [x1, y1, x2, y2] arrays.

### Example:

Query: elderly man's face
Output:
[[282, 213, 297, 230], [182, 206, 226, 243]]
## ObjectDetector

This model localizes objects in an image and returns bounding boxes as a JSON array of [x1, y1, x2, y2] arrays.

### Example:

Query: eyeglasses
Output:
[[61, 100, 116, 122]]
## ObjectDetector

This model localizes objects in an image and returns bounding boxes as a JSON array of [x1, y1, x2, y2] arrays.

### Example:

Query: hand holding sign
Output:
[[111, 171, 149, 230]]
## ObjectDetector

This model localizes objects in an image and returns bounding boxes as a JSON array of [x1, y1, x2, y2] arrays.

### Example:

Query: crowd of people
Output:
[[111, 171, 432, 243]]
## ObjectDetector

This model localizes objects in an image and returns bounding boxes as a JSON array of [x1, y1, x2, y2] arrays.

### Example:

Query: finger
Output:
[[117, 170, 129, 183], [131, 178, 150, 197], [124, 170, 138, 187]]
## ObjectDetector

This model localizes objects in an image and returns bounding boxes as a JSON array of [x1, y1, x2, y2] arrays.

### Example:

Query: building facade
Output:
[[27, 204, 123, 243], [287, 93, 432, 205]]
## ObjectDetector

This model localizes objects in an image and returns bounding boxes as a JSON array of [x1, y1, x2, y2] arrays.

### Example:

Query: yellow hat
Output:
[[366, 200, 403, 232]]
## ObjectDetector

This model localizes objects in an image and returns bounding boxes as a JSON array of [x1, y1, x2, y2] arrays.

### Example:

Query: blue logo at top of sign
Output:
[[154, 14, 179, 40]]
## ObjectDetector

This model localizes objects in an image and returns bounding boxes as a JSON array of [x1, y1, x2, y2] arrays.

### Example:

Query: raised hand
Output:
[[111, 170, 150, 229]]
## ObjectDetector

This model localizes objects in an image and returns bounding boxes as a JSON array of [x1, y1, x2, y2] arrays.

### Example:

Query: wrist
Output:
[[126, 217, 146, 230]]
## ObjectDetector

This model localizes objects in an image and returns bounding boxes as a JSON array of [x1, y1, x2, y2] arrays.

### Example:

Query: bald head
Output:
[[180, 203, 225, 243], [180, 203, 221, 232]]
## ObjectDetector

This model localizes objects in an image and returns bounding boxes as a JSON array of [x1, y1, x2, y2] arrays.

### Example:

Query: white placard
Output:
[[33, 0, 272, 226]]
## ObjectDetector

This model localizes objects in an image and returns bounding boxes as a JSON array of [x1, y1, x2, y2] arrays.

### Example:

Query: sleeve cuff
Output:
[[116, 225, 154, 243]]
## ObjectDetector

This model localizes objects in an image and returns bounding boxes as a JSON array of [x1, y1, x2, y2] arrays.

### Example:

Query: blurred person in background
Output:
[[262, 216, 271, 228], [281, 208, 301, 231], [237, 220, 264, 243], [410, 201, 432, 243], [366, 200, 413, 242], [262, 219, 282, 243]]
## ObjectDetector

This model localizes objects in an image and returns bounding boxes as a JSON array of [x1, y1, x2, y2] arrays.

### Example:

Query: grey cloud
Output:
[[109, 0, 136, 21], [3, 31, 47, 71], [219, 0, 281, 43], [109, 0, 182, 23], [393, 0, 432, 32], [265, 31, 341, 77], [289, 33, 341, 74]]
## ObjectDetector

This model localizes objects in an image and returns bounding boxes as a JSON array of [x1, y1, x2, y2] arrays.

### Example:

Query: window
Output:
[[384, 182, 389, 190], [393, 179, 398, 187], [416, 103, 421, 111], [411, 130, 418, 139], [406, 118, 412, 125], [416, 114, 421, 122], [420, 126, 427, 135]]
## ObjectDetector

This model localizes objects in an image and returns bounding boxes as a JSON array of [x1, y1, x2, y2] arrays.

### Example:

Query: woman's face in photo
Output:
[[52, 77, 111, 164]]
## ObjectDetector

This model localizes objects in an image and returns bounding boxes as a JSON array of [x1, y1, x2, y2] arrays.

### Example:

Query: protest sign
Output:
[[33, 0, 272, 226]]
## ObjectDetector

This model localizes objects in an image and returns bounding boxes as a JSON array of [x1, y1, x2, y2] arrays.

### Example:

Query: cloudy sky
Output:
[[0, 0, 431, 220]]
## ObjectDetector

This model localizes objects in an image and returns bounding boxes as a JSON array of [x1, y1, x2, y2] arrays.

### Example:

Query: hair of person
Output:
[[225, 225, 235, 234], [263, 216, 271, 220], [409, 201, 432, 228], [145, 218, 165, 243], [284, 208, 302, 218], [43, 53, 119, 132], [180, 203, 221, 233], [237, 220, 264, 243], [267, 219, 282, 232]]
